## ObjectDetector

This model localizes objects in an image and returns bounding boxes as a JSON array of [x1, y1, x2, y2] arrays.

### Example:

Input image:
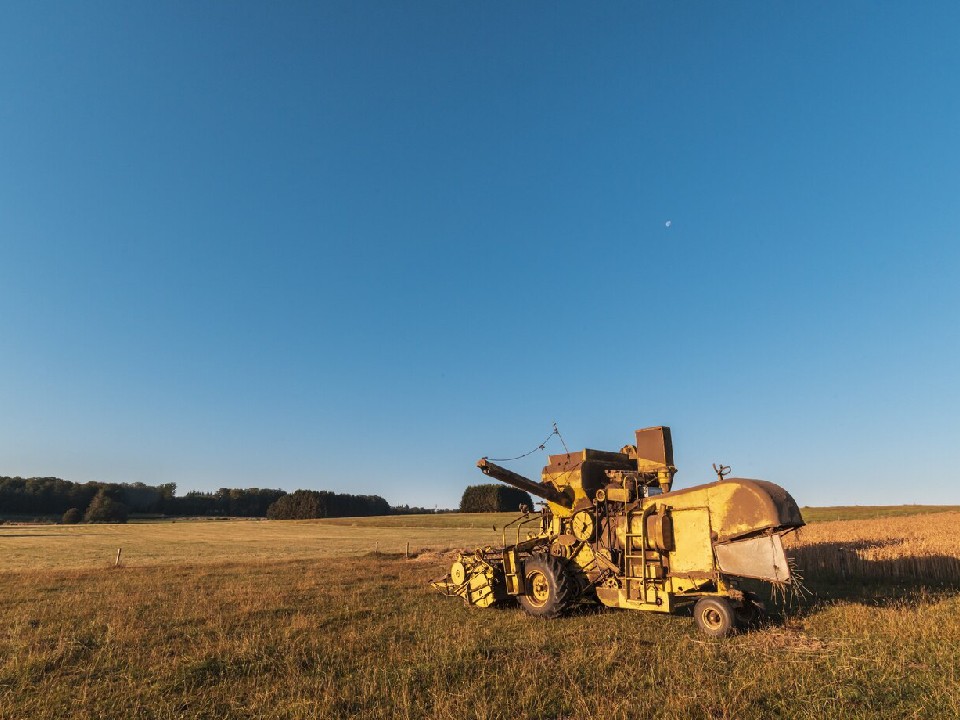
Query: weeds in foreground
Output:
[[1, 554, 959, 720]]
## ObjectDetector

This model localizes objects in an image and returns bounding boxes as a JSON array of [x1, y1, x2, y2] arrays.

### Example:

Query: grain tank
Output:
[[432, 426, 804, 636]]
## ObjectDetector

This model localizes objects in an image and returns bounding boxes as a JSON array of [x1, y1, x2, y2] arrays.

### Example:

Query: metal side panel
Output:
[[667, 507, 714, 574], [714, 534, 791, 583]]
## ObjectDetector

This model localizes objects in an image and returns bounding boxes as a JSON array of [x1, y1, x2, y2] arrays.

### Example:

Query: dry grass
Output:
[[0, 516, 515, 572], [786, 512, 960, 583], [1, 510, 959, 718], [798, 505, 960, 523]]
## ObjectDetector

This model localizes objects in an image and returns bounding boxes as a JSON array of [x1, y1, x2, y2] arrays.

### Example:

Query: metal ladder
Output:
[[624, 509, 661, 604]]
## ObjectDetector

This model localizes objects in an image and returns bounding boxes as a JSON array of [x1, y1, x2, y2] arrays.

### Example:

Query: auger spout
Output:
[[476, 458, 573, 509]]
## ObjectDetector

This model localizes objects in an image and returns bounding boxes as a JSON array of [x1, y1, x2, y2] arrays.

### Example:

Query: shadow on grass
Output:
[[791, 540, 960, 584], [741, 545, 960, 627]]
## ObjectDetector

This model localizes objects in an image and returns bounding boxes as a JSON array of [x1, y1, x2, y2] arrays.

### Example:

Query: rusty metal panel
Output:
[[545, 448, 633, 473], [635, 426, 674, 466], [714, 534, 791, 583], [546, 451, 583, 471], [663, 478, 804, 541], [726, 478, 805, 529]]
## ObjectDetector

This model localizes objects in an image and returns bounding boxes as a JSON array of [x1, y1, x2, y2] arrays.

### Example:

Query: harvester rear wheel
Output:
[[693, 597, 736, 638], [519, 555, 575, 619]]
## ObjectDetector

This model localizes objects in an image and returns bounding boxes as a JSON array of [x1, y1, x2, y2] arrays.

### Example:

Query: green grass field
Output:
[[2, 507, 959, 719], [798, 504, 960, 522]]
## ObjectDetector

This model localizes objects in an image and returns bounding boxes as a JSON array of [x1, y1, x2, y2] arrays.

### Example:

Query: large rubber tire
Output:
[[693, 597, 736, 638], [518, 555, 576, 618]]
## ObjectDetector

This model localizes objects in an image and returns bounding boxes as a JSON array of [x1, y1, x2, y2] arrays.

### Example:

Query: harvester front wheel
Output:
[[519, 555, 575, 619], [693, 597, 736, 638]]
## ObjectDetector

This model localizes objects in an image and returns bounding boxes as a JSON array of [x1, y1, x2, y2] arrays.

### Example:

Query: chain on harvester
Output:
[[484, 422, 571, 463]]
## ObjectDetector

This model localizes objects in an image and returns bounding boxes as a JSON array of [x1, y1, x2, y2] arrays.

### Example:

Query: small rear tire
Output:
[[694, 597, 736, 637]]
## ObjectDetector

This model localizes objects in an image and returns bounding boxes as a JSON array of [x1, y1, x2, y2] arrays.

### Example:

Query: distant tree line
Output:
[[0, 477, 174, 518], [390, 504, 447, 515], [265, 490, 390, 519], [0, 476, 393, 523], [167, 487, 287, 518], [459, 484, 534, 513]]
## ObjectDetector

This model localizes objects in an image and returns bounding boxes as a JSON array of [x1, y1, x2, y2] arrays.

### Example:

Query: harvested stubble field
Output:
[[2, 509, 959, 719], [786, 512, 960, 584]]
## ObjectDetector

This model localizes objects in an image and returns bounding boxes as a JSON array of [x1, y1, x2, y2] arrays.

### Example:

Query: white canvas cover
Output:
[[713, 534, 791, 583]]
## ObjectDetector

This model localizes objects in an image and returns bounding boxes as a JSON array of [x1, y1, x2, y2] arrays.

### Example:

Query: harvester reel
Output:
[[519, 555, 576, 619]]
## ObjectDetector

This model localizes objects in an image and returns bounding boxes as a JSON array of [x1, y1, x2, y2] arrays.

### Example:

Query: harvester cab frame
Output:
[[432, 426, 805, 637]]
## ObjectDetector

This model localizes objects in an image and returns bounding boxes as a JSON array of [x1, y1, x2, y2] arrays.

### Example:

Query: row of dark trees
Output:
[[0, 476, 391, 523], [459, 484, 534, 513], [0, 477, 287, 518], [265, 490, 391, 519]]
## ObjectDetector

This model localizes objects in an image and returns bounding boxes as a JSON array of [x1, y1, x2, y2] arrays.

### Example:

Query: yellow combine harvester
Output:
[[432, 426, 804, 636]]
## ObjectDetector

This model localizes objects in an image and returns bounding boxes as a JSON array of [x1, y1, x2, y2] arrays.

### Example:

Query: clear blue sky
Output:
[[1, 2, 958, 509]]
